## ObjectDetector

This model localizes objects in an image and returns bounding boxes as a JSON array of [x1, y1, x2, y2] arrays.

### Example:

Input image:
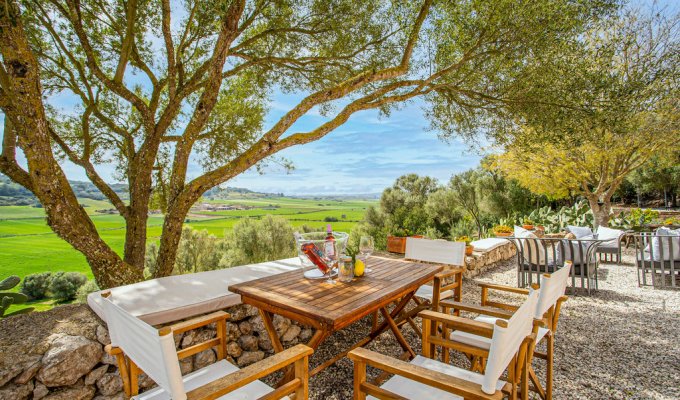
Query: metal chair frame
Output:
[[633, 233, 680, 289]]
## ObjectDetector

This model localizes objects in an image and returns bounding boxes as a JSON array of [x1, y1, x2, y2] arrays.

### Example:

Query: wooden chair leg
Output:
[[353, 359, 367, 400], [546, 334, 554, 400], [294, 355, 309, 399]]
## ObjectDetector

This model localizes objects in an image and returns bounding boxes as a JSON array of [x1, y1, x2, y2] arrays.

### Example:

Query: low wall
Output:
[[0, 303, 309, 400], [464, 241, 516, 278]]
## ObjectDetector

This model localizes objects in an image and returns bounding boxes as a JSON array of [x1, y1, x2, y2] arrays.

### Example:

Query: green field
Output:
[[0, 197, 375, 280]]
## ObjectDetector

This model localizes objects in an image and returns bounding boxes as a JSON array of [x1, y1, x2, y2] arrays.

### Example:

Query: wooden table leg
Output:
[[379, 307, 417, 359], [259, 309, 284, 353]]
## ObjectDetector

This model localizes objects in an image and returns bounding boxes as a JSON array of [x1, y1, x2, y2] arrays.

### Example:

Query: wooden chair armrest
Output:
[[164, 311, 230, 335], [434, 267, 464, 280], [477, 282, 530, 295], [439, 300, 515, 320], [187, 344, 313, 400], [348, 347, 502, 400], [104, 344, 123, 355], [419, 310, 494, 338]]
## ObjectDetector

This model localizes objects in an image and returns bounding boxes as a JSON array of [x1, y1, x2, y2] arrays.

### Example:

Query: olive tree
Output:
[[0, 0, 612, 287]]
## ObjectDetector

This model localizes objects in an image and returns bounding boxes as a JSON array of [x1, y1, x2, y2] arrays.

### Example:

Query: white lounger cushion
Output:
[[451, 315, 549, 350], [134, 359, 278, 400], [89, 258, 302, 325], [368, 355, 506, 400], [471, 238, 507, 252]]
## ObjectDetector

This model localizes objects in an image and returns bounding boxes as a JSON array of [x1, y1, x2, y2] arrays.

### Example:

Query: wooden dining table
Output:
[[228, 255, 443, 384]]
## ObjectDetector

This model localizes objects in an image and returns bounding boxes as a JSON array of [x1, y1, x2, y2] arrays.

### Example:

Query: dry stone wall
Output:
[[464, 242, 517, 277], [0, 303, 308, 400]]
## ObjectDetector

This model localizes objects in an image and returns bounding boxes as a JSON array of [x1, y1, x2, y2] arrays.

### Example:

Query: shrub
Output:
[[49, 272, 88, 301], [20, 272, 53, 300], [76, 280, 100, 303], [456, 236, 472, 245], [323, 216, 339, 222]]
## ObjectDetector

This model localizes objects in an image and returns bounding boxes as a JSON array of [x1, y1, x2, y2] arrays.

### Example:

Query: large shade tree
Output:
[[0, 0, 613, 287], [492, 7, 679, 228]]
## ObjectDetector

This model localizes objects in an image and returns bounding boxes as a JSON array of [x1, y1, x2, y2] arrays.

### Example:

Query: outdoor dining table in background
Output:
[[228, 255, 443, 386]]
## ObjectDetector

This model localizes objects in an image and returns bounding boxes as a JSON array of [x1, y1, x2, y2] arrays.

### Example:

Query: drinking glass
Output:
[[359, 236, 375, 273]]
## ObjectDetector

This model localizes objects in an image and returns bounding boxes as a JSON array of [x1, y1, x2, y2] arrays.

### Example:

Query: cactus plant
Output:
[[1, 275, 34, 318]]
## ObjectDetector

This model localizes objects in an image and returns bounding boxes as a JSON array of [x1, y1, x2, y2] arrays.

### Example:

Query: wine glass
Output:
[[359, 236, 375, 273]]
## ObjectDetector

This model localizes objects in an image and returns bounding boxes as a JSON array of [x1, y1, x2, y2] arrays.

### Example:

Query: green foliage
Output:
[[220, 215, 296, 268], [76, 280, 100, 304], [20, 272, 53, 300], [629, 208, 660, 226], [456, 236, 472, 246], [1, 275, 32, 318], [324, 216, 339, 222], [49, 272, 88, 301], [493, 225, 513, 234], [175, 227, 221, 274], [379, 174, 439, 237]]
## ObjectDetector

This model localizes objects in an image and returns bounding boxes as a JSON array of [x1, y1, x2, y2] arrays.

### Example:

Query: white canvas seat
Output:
[[350, 289, 540, 399], [414, 284, 454, 301], [444, 262, 572, 400], [135, 359, 275, 400], [101, 292, 312, 400], [368, 355, 506, 400]]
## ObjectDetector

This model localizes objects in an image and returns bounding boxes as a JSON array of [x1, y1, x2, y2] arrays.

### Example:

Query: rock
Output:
[[238, 321, 252, 335], [173, 333, 183, 349], [181, 331, 196, 348], [37, 334, 103, 387], [273, 315, 291, 336], [100, 352, 117, 366], [179, 358, 193, 375], [96, 373, 123, 396], [258, 336, 273, 352], [238, 335, 259, 351], [194, 328, 216, 344], [93, 394, 125, 400], [226, 323, 240, 342], [0, 381, 33, 400], [237, 351, 264, 367], [299, 328, 313, 342], [95, 325, 110, 346], [85, 365, 108, 385], [229, 305, 260, 321], [194, 349, 216, 370], [13, 357, 42, 384], [43, 382, 95, 400], [33, 382, 49, 400], [0, 365, 22, 387], [249, 316, 266, 336], [281, 325, 301, 342], [138, 373, 155, 389], [227, 341, 243, 358]]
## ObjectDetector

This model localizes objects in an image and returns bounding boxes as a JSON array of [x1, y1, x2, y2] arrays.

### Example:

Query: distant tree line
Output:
[[0, 175, 128, 206]]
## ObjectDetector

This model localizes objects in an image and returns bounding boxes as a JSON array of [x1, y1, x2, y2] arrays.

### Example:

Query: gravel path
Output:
[[272, 249, 680, 399]]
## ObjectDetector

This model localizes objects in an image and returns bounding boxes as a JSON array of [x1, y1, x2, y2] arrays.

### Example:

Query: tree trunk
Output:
[[154, 198, 194, 277], [0, 1, 143, 288], [123, 194, 151, 270], [587, 196, 611, 229]]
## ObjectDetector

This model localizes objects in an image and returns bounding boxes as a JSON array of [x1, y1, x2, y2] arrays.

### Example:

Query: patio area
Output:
[[290, 248, 680, 400]]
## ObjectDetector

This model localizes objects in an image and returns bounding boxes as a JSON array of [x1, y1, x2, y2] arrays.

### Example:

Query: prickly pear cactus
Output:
[[0, 275, 33, 318]]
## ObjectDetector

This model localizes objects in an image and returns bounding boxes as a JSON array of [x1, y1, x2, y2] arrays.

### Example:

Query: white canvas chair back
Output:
[[405, 237, 465, 266], [102, 295, 187, 400], [482, 288, 539, 394], [534, 261, 572, 319]]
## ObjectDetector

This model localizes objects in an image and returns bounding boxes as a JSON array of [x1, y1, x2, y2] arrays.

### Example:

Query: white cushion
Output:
[[134, 359, 278, 400], [368, 355, 505, 400], [514, 226, 546, 265], [567, 226, 593, 239], [596, 226, 623, 241], [89, 258, 302, 325], [556, 239, 590, 265], [415, 285, 453, 302], [648, 227, 680, 261], [471, 238, 507, 252], [450, 315, 549, 349]]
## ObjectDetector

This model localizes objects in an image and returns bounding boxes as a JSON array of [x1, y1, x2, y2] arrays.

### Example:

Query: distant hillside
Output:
[[0, 174, 275, 206], [0, 175, 129, 206]]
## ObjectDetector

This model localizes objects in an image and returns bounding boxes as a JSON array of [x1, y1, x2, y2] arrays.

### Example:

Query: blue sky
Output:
[[1, 91, 484, 196]]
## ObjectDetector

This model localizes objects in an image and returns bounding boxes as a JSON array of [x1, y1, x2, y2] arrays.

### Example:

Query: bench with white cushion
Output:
[[88, 258, 302, 325]]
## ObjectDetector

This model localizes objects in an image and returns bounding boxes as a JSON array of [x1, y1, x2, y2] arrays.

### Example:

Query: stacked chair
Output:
[[350, 288, 540, 399], [100, 292, 313, 400], [443, 261, 572, 399]]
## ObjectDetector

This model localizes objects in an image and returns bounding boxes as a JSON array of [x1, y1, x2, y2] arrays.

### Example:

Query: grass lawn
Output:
[[0, 196, 374, 280]]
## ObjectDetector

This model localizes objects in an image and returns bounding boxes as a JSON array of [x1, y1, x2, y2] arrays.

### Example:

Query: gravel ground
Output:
[[265, 249, 680, 399]]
